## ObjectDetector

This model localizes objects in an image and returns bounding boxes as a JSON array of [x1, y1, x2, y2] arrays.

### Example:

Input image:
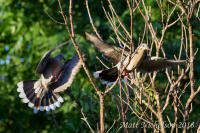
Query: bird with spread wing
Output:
[[17, 42, 82, 111], [86, 32, 188, 85]]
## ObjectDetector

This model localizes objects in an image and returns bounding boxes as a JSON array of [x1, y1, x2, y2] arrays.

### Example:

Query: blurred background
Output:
[[0, 0, 200, 132]]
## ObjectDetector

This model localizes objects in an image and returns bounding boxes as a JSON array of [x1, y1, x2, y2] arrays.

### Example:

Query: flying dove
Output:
[[17, 43, 82, 111], [86, 32, 188, 84]]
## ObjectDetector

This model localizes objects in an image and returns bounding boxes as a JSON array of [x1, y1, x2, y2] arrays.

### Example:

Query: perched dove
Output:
[[86, 33, 188, 84], [17, 43, 82, 111]]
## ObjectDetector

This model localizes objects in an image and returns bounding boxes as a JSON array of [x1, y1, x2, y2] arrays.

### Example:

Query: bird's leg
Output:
[[55, 71, 63, 82], [52, 70, 63, 82], [170, 87, 181, 96], [52, 71, 57, 81], [122, 71, 129, 79]]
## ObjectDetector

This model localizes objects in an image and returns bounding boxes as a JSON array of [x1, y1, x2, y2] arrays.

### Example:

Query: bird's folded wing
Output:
[[137, 56, 187, 72], [85, 32, 129, 64], [51, 54, 82, 93], [35, 42, 69, 75]]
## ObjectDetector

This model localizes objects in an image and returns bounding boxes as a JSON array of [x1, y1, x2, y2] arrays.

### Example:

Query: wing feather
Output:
[[35, 41, 69, 75], [85, 32, 129, 64], [51, 54, 82, 92], [138, 56, 187, 72]]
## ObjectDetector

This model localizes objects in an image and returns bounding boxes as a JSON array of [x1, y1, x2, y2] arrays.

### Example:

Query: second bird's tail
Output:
[[93, 67, 120, 85]]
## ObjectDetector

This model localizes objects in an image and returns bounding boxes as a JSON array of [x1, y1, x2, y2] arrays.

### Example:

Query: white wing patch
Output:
[[149, 56, 163, 60], [93, 70, 103, 78], [101, 78, 127, 86]]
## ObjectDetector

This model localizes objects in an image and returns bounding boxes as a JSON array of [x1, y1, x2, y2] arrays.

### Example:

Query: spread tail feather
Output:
[[93, 67, 119, 83], [17, 80, 64, 111], [93, 67, 128, 85]]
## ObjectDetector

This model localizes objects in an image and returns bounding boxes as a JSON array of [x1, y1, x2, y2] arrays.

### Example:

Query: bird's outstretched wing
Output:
[[138, 56, 188, 72], [35, 41, 69, 76], [50, 54, 82, 93], [85, 32, 129, 64]]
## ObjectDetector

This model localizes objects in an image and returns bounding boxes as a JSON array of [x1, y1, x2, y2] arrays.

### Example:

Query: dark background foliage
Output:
[[0, 0, 200, 132]]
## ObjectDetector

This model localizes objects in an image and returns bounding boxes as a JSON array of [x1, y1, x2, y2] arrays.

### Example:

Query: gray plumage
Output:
[[50, 54, 82, 93], [85, 32, 129, 64], [86, 32, 188, 83], [138, 56, 187, 72], [86, 32, 149, 71], [17, 43, 82, 111], [119, 43, 149, 72], [35, 42, 67, 76]]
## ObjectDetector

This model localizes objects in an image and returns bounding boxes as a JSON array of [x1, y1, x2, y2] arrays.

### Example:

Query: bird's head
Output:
[[139, 43, 150, 51], [55, 54, 65, 61]]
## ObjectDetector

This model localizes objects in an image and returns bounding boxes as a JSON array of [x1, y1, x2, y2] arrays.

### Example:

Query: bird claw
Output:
[[122, 71, 129, 79], [169, 87, 181, 96], [55, 71, 63, 82], [52, 71, 63, 82]]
